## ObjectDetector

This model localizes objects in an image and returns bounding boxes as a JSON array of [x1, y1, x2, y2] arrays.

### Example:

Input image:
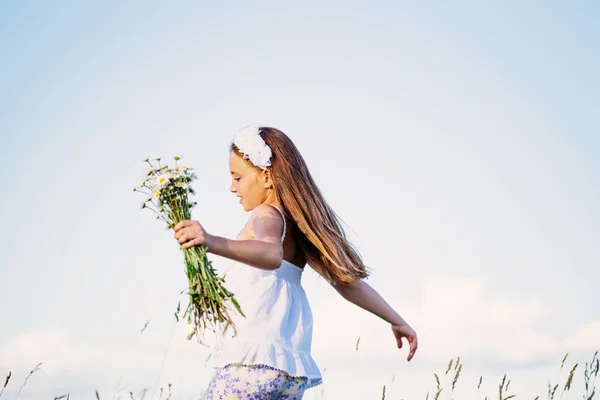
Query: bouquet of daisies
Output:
[[134, 156, 243, 342]]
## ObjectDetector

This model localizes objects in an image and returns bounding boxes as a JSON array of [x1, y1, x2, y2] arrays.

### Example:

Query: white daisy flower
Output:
[[155, 172, 172, 188]]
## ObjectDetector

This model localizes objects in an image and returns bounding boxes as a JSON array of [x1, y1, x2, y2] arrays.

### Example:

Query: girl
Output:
[[174, 126, 418, 399]]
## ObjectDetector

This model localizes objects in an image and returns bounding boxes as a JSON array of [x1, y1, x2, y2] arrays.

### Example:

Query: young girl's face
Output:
[[229, 150, 271, 211]]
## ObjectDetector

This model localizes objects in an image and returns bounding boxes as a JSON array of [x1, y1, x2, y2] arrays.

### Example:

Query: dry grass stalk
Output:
[[0, 371, 11, 398], [561, 353, 569, 368], [549, 383, 559, 399], [498, 374, 507, 400], [452, 362, 462, 390], [445, 359, 453, 375], [559, 363, 578, 400], [583, 351, 599, 400], [14, 362, 42, 400]]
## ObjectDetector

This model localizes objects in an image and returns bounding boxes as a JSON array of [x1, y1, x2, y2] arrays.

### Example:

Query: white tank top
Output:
[[210, 205, 323, 388]]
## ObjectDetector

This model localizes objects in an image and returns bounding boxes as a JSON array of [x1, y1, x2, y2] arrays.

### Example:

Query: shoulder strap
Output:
[[269, 204, 287, 242]]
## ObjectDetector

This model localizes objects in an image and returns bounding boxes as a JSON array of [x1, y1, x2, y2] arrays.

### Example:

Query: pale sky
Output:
[[1, 1, 599, 399]]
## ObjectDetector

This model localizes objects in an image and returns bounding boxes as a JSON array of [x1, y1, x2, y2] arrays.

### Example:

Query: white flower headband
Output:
[[232, 125, 272, 170]]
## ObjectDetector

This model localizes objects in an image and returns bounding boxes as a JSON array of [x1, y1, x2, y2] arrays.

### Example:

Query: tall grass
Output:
[[418, 351, 599, 400], [1, 351, 598, 399]]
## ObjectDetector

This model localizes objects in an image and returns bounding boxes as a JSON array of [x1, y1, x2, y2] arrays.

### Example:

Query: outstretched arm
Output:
[[332, 280, 418, 361]]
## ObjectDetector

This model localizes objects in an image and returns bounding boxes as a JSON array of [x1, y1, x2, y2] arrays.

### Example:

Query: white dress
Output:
[[210, 205, 323, 389]]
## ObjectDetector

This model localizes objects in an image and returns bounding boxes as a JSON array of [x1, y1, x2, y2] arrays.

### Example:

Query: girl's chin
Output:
[[241, 202, 257, 212]]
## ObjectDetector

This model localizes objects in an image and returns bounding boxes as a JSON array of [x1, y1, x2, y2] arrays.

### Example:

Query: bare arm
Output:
[[333, 280, 418, 360], [208, 235, 282, 271], [174, 204, 284, 270], [333, 280, 407, 326]]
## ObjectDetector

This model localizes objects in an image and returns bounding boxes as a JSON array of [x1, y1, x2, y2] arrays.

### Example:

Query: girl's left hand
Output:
[[174, 220, 211, 249], [392, 322, 418, 361]]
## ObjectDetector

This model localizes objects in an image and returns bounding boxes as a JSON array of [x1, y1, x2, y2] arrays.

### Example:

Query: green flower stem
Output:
[[137, 159, 243, 343]]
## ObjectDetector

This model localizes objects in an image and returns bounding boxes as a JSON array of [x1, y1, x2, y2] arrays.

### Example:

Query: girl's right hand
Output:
[[392, 322, 418, 361], [174, 220, 212, 250]]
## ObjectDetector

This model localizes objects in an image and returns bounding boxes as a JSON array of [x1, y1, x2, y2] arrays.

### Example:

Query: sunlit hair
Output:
[[231, 127, 369, 285]]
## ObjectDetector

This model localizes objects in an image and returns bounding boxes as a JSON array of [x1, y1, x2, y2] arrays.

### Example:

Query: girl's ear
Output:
[[262, 168, 274, 189]]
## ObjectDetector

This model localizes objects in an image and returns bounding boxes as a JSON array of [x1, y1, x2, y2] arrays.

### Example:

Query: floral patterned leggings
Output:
[[203, 363, 308, 400]]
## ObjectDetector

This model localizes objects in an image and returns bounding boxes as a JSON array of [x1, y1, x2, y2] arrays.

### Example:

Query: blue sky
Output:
[[1, 1, 599, 399]]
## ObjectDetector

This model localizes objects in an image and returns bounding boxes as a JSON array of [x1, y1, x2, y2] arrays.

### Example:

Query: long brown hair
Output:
[[232, 127, 369, 285]]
